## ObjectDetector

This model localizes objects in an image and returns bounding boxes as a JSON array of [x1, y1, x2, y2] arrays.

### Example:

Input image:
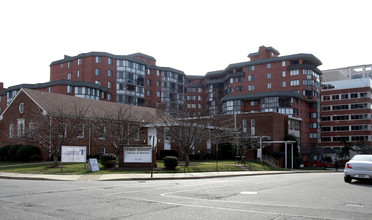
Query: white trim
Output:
[[0, 89, 48, 119]]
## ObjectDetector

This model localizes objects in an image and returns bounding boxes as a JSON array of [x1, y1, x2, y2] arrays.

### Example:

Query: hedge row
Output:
[[0, 145, 41, 162]]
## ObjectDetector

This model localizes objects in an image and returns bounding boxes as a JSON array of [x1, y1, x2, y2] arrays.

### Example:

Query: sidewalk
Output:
[[0, 170, 307, 181]]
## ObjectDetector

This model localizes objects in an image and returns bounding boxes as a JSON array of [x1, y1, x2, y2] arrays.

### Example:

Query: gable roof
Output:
[[3, 88, 165, 124]]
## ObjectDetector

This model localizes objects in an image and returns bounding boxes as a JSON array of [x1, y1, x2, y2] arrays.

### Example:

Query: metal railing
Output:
[[262, 155, 279, 167]]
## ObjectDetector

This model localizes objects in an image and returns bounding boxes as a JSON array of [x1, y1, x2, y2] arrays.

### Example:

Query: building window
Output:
[[248, 75, 255, 81], [351, 103, 367, 109], [96, 56, 101, 63], [236, 86, 244, 92], [9, 124, 14, 138], [290, 70, 299, 76], [360, 92, 368, 98], [19, 102, 25, 114], [282, 81, 286, 87], [98, 126, 105, 139], [267, 63, 271, 69], [95, 69, 101, 76], [157, 91, 161, 97], [108, 82, 112, 89], [98, 147, 105, 155], [78, 58, 81, 65], [321, 106, 331, 111], [67, 62, 71, 68], [350, 93, 358, 98], [323, 96, 331, 101], [251, 119, 255, 136], [340, 94, 348, 99], [58, 123, 66, 137], [67, 73, 72, 80], [251, 101, 258, 106], [282, 61, 286, 66], [332, 115, 349, 121], [332, 95, 339, 100], [290, 80, 299, 86], [95, 81, 101, 86], [77, 70, 81, 78], [351, 114, 369, 120], [236, 77, 244, 82], [147, 69, 151, 75], [267, 73, 271, 79], [107, 94, 112, 101], [108, 70, 113, 77], [351, 136, 368, 142], [77, 124, 84, 138], [248, 66, 255, 71], [267, 83, 271, 89], [282, 71, 286, 77], [147, 79, 151, 86], [67, 85, 73, 93], [108, 57, 113, 65], [248, 85, 255, 91]]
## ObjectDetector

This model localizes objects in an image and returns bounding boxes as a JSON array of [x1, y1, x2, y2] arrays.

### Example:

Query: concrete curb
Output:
[[0, 170, 315, 181]]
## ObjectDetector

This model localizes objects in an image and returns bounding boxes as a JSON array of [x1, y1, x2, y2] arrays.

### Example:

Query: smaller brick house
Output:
[[0, 88, 168, 161]]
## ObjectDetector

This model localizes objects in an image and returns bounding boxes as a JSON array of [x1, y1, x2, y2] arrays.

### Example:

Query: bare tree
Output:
[[91, 105, 149, 156], [26, 104, 89, 167], [157, 104, 227, 168]]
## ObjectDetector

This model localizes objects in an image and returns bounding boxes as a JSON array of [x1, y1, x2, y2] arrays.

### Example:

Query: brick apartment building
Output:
[[50, 52, 186, 113], [186, 46, 322, 161], [321, 65, 372, 160]]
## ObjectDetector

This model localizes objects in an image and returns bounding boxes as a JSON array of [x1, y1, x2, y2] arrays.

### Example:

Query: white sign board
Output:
[[257, 149, 261, 158], [88, 158, 100, 172], [61, 146, 86, 163], [124, 146, 152, 163]]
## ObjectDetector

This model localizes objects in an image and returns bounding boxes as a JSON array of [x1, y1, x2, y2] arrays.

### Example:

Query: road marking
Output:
[[118, 195, 348, 220], [240, 191, 258, 195], [345, 203, 364, 208]]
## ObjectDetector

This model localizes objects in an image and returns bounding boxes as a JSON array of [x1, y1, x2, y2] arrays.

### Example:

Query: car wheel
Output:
[[344, 176, 352, 183]]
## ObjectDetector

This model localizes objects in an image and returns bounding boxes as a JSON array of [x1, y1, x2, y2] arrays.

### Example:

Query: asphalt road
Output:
[[0, 172, 371, 220]]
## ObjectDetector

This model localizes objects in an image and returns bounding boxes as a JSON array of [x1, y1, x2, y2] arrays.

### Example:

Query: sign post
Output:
[[150, 135, 157, 178]]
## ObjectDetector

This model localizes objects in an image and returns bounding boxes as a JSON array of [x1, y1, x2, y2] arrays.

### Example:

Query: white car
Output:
[[344, 154, 372, 183]]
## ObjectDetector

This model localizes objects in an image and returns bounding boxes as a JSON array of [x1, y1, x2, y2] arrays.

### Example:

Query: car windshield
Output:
[[351, 155, 372, 162]]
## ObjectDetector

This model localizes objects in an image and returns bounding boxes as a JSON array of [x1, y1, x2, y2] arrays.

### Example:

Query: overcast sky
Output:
[[1, 0, 371, 88]]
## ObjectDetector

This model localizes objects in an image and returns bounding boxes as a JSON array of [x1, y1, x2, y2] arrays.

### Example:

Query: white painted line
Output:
[[240, 191, 258, 195]]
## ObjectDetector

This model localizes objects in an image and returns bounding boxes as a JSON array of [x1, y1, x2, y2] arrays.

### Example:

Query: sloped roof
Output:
[[20, 88, 165, 124]]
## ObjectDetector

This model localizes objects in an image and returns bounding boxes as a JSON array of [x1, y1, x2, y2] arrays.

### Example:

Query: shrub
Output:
[[17, 145, 41, 162], [100, 154, 118, 169], [0, 145, 12, 161], [8, 145, 23, 161], [164, 156, 178, 170]]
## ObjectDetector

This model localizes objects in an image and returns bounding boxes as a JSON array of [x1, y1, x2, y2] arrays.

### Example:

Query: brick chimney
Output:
[[248, 46, 280, 61]]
